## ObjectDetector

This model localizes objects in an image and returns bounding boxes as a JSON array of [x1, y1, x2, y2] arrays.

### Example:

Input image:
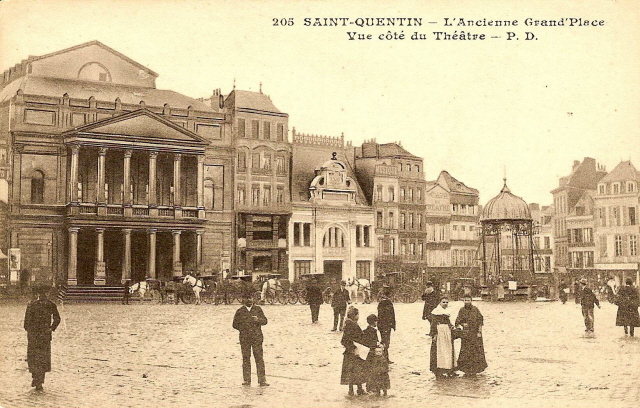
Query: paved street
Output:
[[0, 298, 638, 408]]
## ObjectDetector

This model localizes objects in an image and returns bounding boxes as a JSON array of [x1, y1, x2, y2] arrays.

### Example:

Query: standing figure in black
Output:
[[122, 279, 131, 305], [615, 278, 640, 337], [232, 293, 269, 386], [306, 278, 324, 323], [579, 278, 601, 335], [558, 280, 568, 304], [422, 281, 440, 323], [331, 281, 351, 331], [24, 285, 61, 391], [377, 289, 396, 363]]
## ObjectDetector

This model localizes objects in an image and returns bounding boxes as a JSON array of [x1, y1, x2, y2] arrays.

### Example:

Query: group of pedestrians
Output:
[[563, 277, 640, 337]]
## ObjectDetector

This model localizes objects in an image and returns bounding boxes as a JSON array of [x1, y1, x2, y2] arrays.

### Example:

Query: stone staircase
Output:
[[58, 285, 125, 303]]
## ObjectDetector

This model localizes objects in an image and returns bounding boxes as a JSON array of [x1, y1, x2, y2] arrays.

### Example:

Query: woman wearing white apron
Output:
[[429, 297, 457, 378]]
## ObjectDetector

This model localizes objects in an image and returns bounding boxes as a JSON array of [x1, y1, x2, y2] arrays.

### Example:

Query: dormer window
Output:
[[627, 182, 636, 193], [612, 183, 620, 194], [598, 184, 606, 195]]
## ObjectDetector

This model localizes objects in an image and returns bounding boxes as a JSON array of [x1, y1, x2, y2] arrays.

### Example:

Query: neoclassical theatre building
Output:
[[1, 41, 482, 288], [0, 41, 234, 286]]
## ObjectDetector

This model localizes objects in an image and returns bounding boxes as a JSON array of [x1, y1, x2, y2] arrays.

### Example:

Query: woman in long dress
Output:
[[615, 278, 640, 337], [341, 306, 369, 395], [455, 294, 488, 375], [429, 296, 456, 378]]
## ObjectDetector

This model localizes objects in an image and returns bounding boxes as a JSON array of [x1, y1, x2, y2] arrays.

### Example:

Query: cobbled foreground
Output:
[[0, 299, 638, 408]]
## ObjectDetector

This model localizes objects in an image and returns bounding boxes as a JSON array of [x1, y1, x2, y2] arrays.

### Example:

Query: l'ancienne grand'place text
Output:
[[298, 17, 605, 28]]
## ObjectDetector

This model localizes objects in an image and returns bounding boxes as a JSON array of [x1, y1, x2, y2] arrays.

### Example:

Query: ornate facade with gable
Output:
[[289, 130, 374, 283]]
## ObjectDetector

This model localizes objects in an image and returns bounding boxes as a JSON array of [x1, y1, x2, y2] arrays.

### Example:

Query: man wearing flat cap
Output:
[[579, 278, 601, 335], [331, 281, 351, 331], [232, 292, 269, 386]]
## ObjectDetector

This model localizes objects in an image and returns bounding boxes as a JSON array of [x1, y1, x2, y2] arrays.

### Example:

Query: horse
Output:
[[183, 274, 205, 305], [261, 278, 286, 302], [346, 277, 371, 304], [129, 281, 149, 300]]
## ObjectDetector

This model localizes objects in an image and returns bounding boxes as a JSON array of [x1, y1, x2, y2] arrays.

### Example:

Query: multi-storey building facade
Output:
[[423, 181, 451, 281], [530, 203, 555, 274], [551, 158, 607, 270], [353, 139, 427, 277], [224, 89, 291, 277], [563, 192, 596, 279], [593, 161, 640, 285], [0, 41, 233, 286], [289, 131, 374, 283], [435, 171, 480, 279]]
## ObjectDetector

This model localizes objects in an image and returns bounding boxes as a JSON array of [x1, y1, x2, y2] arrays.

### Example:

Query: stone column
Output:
[[173, 230, 183, 276], [122, 229, 132, 283], [196, 230, 205, 274], [173, 154, 182, 218], [97, 148, 107, 215], [69, 145, 80, 204], [67, 227, 79, 285], [197, 155, 205, 218], [123, 149, 132, 202], [148, 152, 158, 216], [94, 228, 106, 285], [147, 229, 157, 279]]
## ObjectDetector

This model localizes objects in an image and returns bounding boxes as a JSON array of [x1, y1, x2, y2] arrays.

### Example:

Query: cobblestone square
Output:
[[0, 299, 638, 408]]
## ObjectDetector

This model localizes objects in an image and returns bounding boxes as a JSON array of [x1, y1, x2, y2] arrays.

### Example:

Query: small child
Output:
[[367, 346, 390, 396]]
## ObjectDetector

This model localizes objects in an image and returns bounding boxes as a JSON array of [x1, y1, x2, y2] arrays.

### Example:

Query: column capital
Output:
[[98, 147, 108, 156], [172, 230, 182, 235], [124, 149, 133, 159], [149, 151, 158, 159], [71, 144, 80, 154], [197, 154, 205, 163], [69, 227, 80, 233], [148, 228, 157, 234], [96, 227, 105, 233], [122, 228, 132, 234], [174, 153, 182, 162], [196, 229, 205, 235]]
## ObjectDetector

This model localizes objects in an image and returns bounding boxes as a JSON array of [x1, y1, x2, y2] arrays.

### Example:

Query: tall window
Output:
[[31, 170, 45, 204], [237, 186, 246, 205], [409, 213, 414, 229], [400, 213, 406, 229], [294, 260, 311, 281], [276, 157, 285, 174], [400, 188, 406, 201], [613, 183, 620, 194], [251, 186, 260, 206], [388, 212, 394, 229], [238, 118, 246, 138], [630, 235, 638, 256], [409, 188, 414, 201], [252, 120, 259, 139], [238, 151, 247, 170], [615, 235, 623, 257], [277, 124, 285, 141], [629, 207, 637, 226], [376, 212, 383, 228], [388, 187, 395, 202], [263, 186, 271, 206], [262, 155, 271, 171], [417, 188, 422, 202], [276, 187, 284, 204], [375, 185, 383, 201], [356, 261, 370, 280], [323, 227, 345, 248], [263, 122, 271, 140], [252, 153, 260, 169]]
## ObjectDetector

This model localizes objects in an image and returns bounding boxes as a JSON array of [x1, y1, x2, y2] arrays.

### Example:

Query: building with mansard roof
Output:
[[0, 41, 234, 287], [289, 130, 374, 284]]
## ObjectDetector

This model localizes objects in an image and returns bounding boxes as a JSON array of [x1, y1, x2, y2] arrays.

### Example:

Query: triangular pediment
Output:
[[64, 109, 210, 147]]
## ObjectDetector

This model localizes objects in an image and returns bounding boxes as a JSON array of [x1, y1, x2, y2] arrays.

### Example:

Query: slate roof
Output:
[[0, 76, 212, 111], [599, 161, 639, 183], [437, 171, 479, 195], [225, 90, 283, 113]]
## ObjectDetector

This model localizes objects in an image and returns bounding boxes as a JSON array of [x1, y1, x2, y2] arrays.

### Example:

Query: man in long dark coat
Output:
[[377, 289, 396, 363], [455, 295, 488, 375], [232, 293, 269, 386], [422, 281, 440, 323], [331, 281, 351, 331], [24, 285, 61, 390], [305, 279, 324, 323]]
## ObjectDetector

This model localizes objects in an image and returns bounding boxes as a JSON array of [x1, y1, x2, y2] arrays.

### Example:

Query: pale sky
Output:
[[1, 0, 638, 205]]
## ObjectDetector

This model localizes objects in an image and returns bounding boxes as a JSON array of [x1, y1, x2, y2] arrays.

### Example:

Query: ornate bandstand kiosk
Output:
[[480, 180, 536, 301]]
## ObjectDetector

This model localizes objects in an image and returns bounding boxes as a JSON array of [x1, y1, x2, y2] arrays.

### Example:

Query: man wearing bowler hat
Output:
[[232, 292, 269, 386]]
